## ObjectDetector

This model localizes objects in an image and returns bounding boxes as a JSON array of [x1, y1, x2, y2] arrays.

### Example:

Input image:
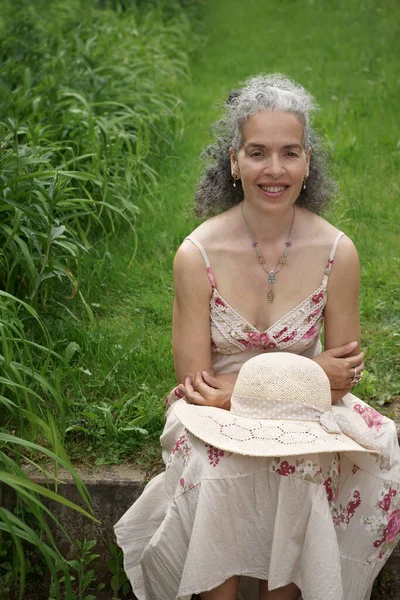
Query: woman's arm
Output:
[[321, 234, 363, 401], [172, 241, 234, 408], [172, 240, 214, 383]]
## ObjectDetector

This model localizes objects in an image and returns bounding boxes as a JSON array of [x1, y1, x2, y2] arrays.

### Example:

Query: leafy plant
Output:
[[108, 542, 132, 599], [50, 539, 105, 600], [0, 0, 190, 310], [0, 292, 97, 599]]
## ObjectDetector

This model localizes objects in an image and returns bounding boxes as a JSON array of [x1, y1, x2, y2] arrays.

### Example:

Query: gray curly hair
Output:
[[195, 74, 336, 217]]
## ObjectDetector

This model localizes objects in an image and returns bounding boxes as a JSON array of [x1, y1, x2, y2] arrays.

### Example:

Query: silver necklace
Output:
[[241, 201, 296, 303]]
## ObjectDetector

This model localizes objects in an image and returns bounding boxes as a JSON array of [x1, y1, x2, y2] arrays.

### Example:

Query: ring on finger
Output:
[[351, 367, 358, 384], [352, 372, 364, 386]]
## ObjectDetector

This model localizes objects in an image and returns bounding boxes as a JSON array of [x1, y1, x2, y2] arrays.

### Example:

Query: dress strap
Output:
[[185, 236, 216, 288], [322, 231, 345, 287]]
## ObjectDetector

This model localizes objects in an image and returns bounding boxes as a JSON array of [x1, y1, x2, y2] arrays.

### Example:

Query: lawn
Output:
[[68, 0, 399, 466], [2, 0, 399, 467], [1, 0, 399, 596]]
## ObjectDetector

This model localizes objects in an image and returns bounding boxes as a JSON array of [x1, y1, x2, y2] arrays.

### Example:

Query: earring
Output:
[[233, 175, 239, 188], [303, 176, 307, 190]]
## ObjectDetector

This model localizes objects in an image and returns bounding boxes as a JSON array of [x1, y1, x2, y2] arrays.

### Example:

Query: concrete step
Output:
[[21, 452, 400, 600]]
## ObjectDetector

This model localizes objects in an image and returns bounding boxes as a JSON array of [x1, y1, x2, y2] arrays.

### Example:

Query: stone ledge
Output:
[[18, 427, 400, 600]]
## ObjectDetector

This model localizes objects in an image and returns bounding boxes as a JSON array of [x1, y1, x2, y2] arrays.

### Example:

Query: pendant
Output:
[[267, 290, 274, 303], [268, 272, 275, 283]]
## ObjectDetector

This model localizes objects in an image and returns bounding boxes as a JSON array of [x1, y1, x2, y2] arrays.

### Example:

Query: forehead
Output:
[[241, 110, 304, 147]]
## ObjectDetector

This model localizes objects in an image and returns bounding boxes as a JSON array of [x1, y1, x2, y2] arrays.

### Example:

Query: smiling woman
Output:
[[114, 74, 400, 600], [230, 111, 310, 208]]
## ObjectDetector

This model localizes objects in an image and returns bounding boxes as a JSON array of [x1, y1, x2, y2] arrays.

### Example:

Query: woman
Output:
[[115, 74, 400, 600]]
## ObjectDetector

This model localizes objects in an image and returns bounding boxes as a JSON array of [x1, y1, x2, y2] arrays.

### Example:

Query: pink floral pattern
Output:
[[241, 330, 277, 350], [324, 477, 334, 502], [270, 456, 341, 490], [386, 509, 400, 543], [274, 460, 296, 476], [209, 282, 328, 355], [363, 482, 400, 560], [206, 266, 216, 288], [353, 403, 383, 431], [206, 443, 225, 467], [164, 385, 184, 408], [179, 477, 195, 494], [302, 325, 317, 340], [324, 258, 334, 276], [280, 330, 297, 343], [214, 296, 227, 309], [307, 308, 322, 322], [312, 291, 324, 304], [274, 326, 299, 343], [172, 434, 193, 466], [322, 454, 341, 504], [332, 489, 362, 528]]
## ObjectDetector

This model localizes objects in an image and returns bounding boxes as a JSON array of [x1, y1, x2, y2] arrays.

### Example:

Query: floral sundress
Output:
[[114, 232, 400, 600]]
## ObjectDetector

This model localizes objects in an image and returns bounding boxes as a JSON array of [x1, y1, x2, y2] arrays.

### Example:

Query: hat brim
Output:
[[173, 400, 377, 458]]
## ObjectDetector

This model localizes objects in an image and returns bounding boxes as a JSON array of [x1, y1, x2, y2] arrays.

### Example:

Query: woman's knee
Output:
[[259, 580, 300, 600], [201, 575, 240, 600]]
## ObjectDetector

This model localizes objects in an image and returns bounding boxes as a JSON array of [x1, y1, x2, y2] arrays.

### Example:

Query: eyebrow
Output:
[[245, 142, 303, 150]]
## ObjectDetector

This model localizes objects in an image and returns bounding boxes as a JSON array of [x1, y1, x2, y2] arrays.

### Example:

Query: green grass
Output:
[[61, 0, 400, 465], [0, 0, 196, 449], [0, 0, 192, 307], [2, 0, 399, 468], [0, 0, 197, 594]]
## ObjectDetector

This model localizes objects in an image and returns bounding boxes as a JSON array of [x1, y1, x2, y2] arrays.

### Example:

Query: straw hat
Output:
[[174, 353, 384, 458]]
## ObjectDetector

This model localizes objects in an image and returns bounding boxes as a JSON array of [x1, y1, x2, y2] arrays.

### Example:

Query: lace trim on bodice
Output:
[[187, 232, 344, 356]]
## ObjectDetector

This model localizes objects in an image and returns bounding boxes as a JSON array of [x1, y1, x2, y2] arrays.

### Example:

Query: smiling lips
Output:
[[259, 184, 288, 197]]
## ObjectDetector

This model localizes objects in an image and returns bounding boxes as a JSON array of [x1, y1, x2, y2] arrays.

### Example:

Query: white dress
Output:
[[115, 232, 400, 600]]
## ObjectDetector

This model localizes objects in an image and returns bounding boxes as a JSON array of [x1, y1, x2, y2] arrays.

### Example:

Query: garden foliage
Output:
[[0, 0, 194, 596]]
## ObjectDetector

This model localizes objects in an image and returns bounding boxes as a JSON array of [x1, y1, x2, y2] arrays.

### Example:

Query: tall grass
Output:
[[0, 292, 97, 598], [0, 0, 190, 308], [0, 0, 196, 595]]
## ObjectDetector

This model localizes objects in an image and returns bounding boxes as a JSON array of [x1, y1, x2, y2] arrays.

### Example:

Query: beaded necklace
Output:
[[241, 201, 296, 303]]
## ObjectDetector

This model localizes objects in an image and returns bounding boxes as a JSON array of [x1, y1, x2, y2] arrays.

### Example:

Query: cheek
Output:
[[291, 162, 308, 179]]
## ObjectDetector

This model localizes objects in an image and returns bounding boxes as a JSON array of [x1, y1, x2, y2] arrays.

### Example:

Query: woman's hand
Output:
[[312, 341, 364, 389], [180, 371, 237, 410], [330, 388, 352, 404]]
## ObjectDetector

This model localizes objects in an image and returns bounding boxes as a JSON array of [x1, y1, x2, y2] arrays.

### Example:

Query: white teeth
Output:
[[260, 186, 286, 193]]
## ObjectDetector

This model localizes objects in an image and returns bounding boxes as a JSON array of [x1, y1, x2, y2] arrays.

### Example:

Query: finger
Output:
[[201, 370, 221, 389], [185, 390, 207, 405], [350, 360, 365, 375], [327, 341, 358, 358], [193, 371, 207, 392], [345, 352, 364, 367], [192, 372, 217, 398], [183, 378, 206, 405]]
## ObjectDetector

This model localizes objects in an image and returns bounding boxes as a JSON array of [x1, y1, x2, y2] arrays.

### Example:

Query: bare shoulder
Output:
[[300, 210, 357, 259], [183, 207, 238, 249], [174, 237, 205, 275], [173, 237, 212, 302], [331, 233, 360, 278]]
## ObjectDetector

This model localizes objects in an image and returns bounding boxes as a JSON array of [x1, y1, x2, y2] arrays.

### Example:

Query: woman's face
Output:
[[230, 110, 311, 212]]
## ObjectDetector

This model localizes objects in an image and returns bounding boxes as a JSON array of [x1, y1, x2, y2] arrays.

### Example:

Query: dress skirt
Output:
[[114, 392, 400, 600]]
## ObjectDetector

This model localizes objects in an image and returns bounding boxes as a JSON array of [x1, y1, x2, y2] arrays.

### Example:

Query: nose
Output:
[[263, 153, 285, 177]]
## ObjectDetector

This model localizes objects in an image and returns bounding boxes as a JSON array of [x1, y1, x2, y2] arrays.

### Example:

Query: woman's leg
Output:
[[201, 576, 240, 600], [259, 580, 300, 600]]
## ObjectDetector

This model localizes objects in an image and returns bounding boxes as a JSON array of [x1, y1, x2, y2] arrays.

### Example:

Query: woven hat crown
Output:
[[232, 353, 331, 415], [174, 351, 383, 459]]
